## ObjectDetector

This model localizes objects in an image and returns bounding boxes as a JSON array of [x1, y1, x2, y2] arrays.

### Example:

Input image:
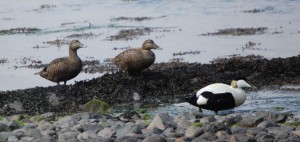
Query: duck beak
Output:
[[154, 44, 163, 50], [80, 43, 87, 48]]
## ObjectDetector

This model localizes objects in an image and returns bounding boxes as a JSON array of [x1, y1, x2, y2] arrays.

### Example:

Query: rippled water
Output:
[[0, 0, 299, 114]]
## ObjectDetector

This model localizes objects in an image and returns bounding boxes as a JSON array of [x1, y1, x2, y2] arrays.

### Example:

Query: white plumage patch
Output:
[[197, 95, 208, 105]]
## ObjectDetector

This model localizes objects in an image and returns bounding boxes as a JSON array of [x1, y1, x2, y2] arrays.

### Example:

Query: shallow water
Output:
[[0, 1, 299, 115], [123, 87, 300, 116]]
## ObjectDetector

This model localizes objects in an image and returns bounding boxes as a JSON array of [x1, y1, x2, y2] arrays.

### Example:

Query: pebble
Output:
[[0, 111, 298, 141]]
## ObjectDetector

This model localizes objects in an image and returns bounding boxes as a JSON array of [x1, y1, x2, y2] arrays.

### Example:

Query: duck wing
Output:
[[113, 48, 143, 63], [40, 57, 70, 77], [200, 91, 236, 110]]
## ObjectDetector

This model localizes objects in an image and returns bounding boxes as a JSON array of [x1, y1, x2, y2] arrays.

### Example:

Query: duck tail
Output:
[[177, 93, 198, 106]]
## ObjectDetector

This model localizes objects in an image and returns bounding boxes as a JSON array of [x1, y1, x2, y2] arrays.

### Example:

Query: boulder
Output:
[[239, 114, 264, 127], [147, 113, 176, 131], [185, 126, 203, 139]]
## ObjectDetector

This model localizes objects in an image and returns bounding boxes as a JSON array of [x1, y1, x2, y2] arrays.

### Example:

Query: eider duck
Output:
[[112, 39, 160, 75], [184, 79, 255, 114], [35, 40, 85, 85]]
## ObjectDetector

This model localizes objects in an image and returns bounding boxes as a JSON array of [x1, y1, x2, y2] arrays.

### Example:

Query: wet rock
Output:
[[37, 121, 56, 131], [185, 126, 203, 139], [142, 134, 167, 142], [239, 114, 264, 127], [48, 94, 60, 106], [257, 120, 279, 128], [147, 113, 176, 131], [114, 110, 141, 122]]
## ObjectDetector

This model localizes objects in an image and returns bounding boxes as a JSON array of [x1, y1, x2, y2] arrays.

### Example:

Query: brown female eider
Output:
[[35, 40, 85, 85], [112, 39, 160, 75]]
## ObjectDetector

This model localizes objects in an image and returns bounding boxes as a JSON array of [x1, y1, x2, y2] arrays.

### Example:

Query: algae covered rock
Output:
[[82, 99, 111, 114]]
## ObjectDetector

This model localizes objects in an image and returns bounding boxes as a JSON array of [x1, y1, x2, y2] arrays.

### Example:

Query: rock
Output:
[[185, 126, 203, 139], [77, 131, 100, 140], [115, 123, 143, 138], [230, 134, 255, 142], [257, 120, 279, 128], [12, 129, 25, 139], [202, 122, 231, 134], [7, 135, 18, 142], [224, 113, 242, 126], [29, 128, 42, 139], [239, 114, 264, 127], [58, 131, 80, 142], [0, 132, 15, 142], [41, 129, 56, 137], [0, 119, 20, 131], [20, 136, 34, 142], [246, 127, 267, 137], [291, 130, 300, 136], [255, 133, 275, 142], [53, 116, 78, 129], [38, 121, 55, 131], [73, 112, 103, 120], [200, 115, 215, 124], [255, 111, 287, 123], [8, 101, 23, 112], [147, 113, 176, 131], [174, 113, 196, 123], [143, 134, 167, 142], [191, 136, 206, 142], [73, 123, 103, 133], [116, 136, 139, 142], [35, 136, 57, 142], [0, 123, 10, 132], [98, 127, 116, 138], [30, 112, 56, 122], [198, 132, 218, 141], [267, 125, 295, 134], [82, 99, 111, 114], [114, 111, 141, 122], [176, 119, 191, 129], [231, 126, 247, 134], [216, 130, 230, 140], [48, 93, 60, 106]]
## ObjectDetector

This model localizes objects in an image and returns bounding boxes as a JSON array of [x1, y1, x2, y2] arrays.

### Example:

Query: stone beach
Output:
[[0, 111, 299, 142]]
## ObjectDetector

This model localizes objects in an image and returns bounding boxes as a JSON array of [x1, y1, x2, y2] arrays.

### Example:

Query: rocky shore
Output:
[[0, 111, 299, 142]]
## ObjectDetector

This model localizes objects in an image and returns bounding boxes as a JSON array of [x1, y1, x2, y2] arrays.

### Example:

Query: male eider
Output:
[[112, 39, 160, 75], [35, 40, 85, 85], [185, 79, 255, 114]]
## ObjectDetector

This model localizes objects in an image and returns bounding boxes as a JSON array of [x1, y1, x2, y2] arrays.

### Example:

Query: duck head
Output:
[[231, 78, 256, 89], [142, 39, 160, 50], [69, 40, 85, 50]]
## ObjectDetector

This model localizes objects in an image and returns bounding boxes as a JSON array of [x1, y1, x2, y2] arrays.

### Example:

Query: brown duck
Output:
[[112, 39, 160, 75], [35, 40, 85, 85]]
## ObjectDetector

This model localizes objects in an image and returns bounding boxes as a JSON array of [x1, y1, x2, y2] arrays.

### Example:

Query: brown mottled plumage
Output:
[[112, 39, 160, 75], [35, 40, 84, 85]]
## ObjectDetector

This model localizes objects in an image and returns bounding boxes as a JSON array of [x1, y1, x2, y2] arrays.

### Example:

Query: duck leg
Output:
[[64, 81, 67, 85], [198, 107, 203, 112]]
